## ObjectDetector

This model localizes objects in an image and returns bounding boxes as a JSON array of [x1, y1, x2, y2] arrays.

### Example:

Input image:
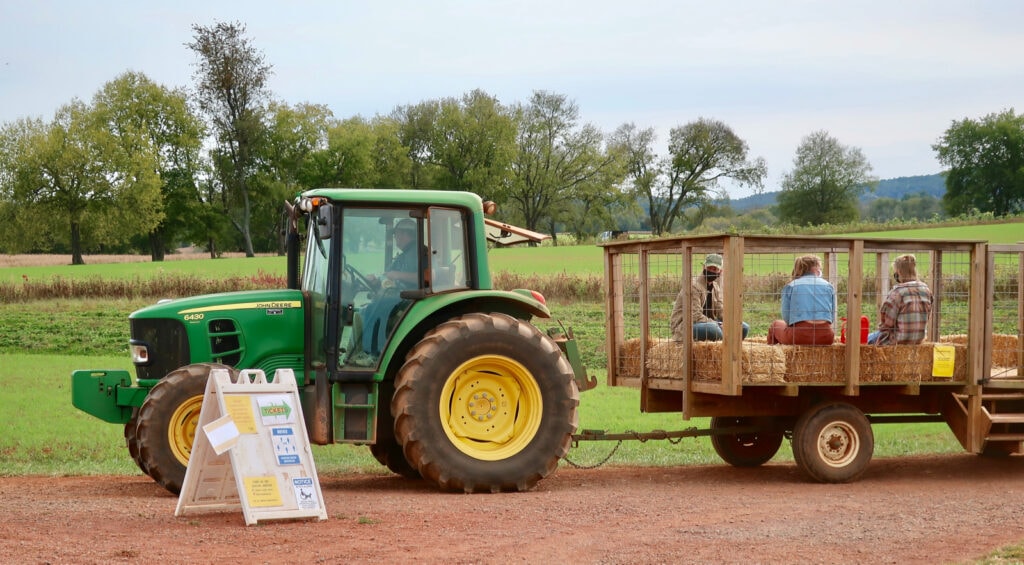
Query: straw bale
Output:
[[992, 334, 1021, 368], [918, 343, 969, 382], [781, 345, 846, 383], [860, 345, 930, 383], [667, 341, 786, 384], [618, 338, 645, 379], [647, 340, 688, 380], [940, 334, 1020, 370], [617, 338, 668, 380]]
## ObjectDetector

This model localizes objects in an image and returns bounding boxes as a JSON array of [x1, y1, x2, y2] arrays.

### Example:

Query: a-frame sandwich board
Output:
[[175, 368, 327, 525]]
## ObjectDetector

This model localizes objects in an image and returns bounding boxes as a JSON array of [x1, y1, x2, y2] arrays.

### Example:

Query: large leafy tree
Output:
[[429, 89, 516, 193], [0, 102, 162, 263], [187, 20, 272, 257], [504, 91, 621, 238], [613, 119, 765, 235], [933, 109, 1024, 216], [777, 130, 876, 226], [92, 71, 206, 260], [390, 89, 515, 193], [256, 101, 332, 253]]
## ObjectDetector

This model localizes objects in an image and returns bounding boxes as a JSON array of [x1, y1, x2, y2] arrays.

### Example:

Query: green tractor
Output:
[[72, 189, 593, 494]]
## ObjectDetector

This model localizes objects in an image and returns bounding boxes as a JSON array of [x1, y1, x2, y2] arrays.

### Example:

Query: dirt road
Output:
[[3, 454, 1023, 564]]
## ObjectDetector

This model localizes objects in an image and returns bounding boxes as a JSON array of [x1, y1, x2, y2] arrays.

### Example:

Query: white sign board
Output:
[[175, 368, 327, 525]]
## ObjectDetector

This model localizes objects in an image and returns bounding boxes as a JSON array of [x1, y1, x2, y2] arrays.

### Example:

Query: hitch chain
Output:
[[563, 430, 688, 469], [563, 440, 623, 469]]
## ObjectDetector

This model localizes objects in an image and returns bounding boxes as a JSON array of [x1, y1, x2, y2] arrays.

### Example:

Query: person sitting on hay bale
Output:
[[670, 253, 750, 342], [867, 254, 933, 345], [767, 254, 836, 345]]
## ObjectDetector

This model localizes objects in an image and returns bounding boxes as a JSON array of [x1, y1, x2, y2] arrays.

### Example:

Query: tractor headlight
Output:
[[131, 343, 150, 365]]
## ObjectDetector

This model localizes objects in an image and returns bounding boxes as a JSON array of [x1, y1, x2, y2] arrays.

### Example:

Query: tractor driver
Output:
[[347, 219, 422, 366]]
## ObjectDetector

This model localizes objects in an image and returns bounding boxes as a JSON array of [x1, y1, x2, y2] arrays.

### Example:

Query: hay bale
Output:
[[861, 345, 929, 383], [940, 334, 1020, 370], [860, 343, 969, 383], [617, 337, 670, 380], [648, 340, 687, 380], [679, 341, 787, 384], [781, 345, 846, 383], [919, 343, 969, 382], [617, 338, 645, 380], [742, 343, 788, 383], [992, 334, 1021, 368]]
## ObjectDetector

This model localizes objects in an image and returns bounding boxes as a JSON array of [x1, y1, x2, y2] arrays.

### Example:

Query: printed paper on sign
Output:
[[292, 477, 320, 510], [257, 394, 296, 425], [202, 414, 240, 455]]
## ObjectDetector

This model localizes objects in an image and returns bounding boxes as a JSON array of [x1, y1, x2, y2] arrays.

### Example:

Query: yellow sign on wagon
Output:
[[932, 345, 955, 378]]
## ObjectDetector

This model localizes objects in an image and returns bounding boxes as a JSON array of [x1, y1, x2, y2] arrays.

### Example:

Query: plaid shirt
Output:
[[875, 280, 933, 345]]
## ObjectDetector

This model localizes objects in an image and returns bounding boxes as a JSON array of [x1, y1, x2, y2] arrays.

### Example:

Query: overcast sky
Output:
[[2, 1, 1022, 198]]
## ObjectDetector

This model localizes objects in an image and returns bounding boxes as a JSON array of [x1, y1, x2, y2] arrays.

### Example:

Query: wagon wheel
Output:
[[792, 402, 874, 483], [710, 416, 784, 467]]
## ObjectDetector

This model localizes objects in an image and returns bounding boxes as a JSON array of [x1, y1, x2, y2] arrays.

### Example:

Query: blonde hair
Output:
[[792, 255, 821, 279], [893, 254, 918, 282]]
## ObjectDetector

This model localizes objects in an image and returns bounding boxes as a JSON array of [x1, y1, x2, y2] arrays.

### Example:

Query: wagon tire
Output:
[[136, 363, 236, 495], [710, 416, 784, 467], [393, 313, 579, 493], [792, 402, 873, 483]]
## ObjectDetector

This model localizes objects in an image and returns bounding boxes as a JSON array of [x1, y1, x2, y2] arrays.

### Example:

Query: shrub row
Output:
[[3, 269, 1015, 303], [0, 271, 287, 302]]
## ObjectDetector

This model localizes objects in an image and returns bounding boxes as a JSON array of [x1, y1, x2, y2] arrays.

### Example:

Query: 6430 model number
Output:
[[183, 313, 205, 322]]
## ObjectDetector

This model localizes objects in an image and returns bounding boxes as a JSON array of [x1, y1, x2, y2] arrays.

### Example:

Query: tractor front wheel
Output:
[[135, 363, 236, 495], [393, 313, 579, 493]]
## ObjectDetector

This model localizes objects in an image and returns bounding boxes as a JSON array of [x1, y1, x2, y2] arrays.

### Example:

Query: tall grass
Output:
[[0, 270, 287, 302]]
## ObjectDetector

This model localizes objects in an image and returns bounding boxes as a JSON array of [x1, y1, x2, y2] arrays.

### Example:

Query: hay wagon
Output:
[[599, 234, 1024, 482]]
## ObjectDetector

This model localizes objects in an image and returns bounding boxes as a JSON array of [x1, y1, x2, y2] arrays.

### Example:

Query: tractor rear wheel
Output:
[[710, 416, 784, 467], [370, 381, 421, 479], [792, 402, 873, 483], [136, 363, 236, 495], [393, 313, 579, 493]]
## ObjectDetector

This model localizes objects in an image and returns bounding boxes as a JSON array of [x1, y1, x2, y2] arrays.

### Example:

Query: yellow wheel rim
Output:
[[168, 395, 204, 466], [440, 355, 542, 461]]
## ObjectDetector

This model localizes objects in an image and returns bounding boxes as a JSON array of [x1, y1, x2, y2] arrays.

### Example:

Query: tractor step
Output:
[[333, 382, 378, 443]]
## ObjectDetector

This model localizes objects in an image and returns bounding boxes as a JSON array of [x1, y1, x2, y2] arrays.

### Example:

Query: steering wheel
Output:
[[344, 262, 375, 294]]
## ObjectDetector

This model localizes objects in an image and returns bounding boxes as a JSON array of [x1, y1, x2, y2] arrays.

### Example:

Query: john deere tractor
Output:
[[72, 189, 593, 494]]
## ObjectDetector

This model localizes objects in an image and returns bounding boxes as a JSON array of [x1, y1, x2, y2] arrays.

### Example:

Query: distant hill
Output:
[[729, 173, 945, 212]]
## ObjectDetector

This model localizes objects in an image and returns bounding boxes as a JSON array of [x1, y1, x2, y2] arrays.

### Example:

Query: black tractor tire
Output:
[[370, 381, 421, 479], [392, 313, 579, 493], [792, 402, 874, 483], [136, 363, 236, 495], [710, 416, 784, 467], [124, 408, 148, 475], [370, 439, 421, 479]]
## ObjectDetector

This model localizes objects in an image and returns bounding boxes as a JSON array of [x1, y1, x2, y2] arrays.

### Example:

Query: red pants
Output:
[[768, 320, 835, 345]]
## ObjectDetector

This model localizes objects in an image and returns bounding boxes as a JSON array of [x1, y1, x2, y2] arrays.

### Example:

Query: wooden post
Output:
[[722, 236, 744, 396], [845, 240, 864, 396]]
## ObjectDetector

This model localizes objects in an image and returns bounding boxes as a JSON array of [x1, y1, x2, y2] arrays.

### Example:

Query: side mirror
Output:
[[316, 204, 333, 240]]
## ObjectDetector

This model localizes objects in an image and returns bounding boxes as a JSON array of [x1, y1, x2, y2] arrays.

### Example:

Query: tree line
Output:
[[1, 21, 1021, 264]]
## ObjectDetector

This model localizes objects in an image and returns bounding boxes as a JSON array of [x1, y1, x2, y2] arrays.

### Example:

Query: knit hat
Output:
[[704, 253, 723, 268]]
